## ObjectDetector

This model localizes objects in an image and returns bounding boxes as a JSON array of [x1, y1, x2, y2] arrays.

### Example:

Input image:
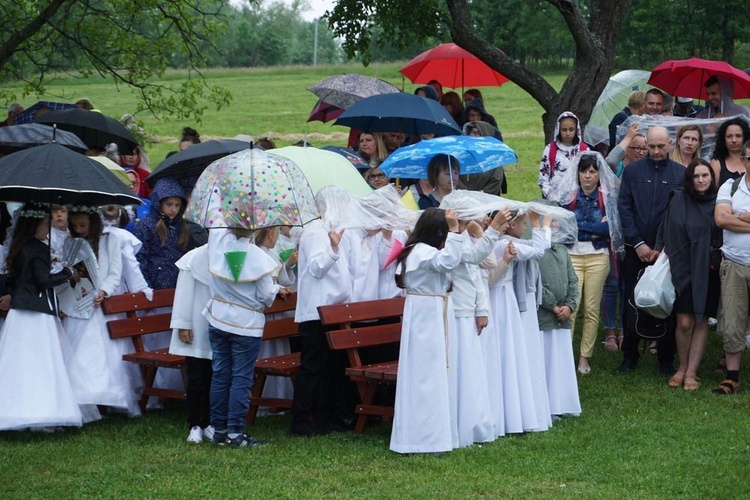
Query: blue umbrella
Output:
[[333, 93, 461, 137], [379, 135, 518, 179]]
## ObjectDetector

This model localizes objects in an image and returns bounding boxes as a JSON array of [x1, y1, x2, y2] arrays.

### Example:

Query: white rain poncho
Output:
[[547, 150, 624, 257]]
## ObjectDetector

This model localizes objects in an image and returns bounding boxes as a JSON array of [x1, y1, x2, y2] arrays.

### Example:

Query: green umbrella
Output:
[[272, 146, 372, 197]]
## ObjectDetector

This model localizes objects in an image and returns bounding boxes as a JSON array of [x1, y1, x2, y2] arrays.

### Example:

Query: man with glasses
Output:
[[712, 141, 750, 394], [617, 126, 684, 375]]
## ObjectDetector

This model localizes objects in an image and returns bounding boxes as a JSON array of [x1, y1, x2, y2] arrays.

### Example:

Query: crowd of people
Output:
[[0, 73, 749, 455]]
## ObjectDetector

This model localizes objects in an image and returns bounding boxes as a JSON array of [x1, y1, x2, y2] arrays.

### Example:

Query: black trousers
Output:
[[186, 356, 212, 429], [290, 320, 349, 425], [621, 246, 676, 367]]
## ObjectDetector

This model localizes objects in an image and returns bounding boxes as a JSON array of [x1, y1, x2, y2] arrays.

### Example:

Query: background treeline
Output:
[[186, 0, 750, 70]]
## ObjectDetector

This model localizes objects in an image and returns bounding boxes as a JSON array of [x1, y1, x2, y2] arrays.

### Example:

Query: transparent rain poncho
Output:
[[439, 189, 579, 245], [615, 113, 750, 161], [546, 150, 624, 257], [315, 184, 420, 231]]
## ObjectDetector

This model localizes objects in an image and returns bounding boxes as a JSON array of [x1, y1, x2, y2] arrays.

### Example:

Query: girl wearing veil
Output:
[[548, 151, 624, 375]]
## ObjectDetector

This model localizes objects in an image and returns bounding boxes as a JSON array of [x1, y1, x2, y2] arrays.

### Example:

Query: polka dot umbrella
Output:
[[185, 146, 320, 230]]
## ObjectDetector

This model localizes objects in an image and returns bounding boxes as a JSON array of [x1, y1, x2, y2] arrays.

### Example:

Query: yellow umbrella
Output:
[[90, 156, 130, 186]]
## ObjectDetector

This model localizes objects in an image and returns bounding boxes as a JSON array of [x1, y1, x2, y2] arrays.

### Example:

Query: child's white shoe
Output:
[[187, 426, 203, 443], [202, 425, 215, 441]]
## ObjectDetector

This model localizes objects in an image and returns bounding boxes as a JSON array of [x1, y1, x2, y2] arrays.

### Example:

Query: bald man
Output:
[[617, 126, 684, 375]]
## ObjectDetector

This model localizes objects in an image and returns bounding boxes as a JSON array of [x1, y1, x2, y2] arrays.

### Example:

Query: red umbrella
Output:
[[647, 58, 750, 99], [307, 99, 345, 123], [399, 43, 510, 89]]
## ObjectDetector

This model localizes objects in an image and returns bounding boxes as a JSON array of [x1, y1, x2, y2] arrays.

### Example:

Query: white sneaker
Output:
[[709, 317, 718, 328], [187, 426, 203, 443], [202, 425, 215, 441]]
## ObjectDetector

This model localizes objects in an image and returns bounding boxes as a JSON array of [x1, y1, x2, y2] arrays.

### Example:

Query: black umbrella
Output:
[[36, 108, 138, 154], [0, 143, 141, 205], [0, 123, 88, 151], [146, 139, 252, 186]]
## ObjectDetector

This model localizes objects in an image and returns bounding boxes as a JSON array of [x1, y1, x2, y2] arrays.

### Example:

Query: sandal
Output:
[[712, 379, 740, 395], [668, 370, 685, 388], [603, 335, 619, 352], [683, 374, 700, 391]]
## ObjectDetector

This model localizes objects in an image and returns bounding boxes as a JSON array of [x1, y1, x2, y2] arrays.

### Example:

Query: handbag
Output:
[[634, 252, 675, 319]]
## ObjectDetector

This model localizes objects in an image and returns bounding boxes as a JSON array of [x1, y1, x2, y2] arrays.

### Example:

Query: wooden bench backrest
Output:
[[326, 322, 402, 369], [102, 289, 175, 315], [318, 296, 405, 327]]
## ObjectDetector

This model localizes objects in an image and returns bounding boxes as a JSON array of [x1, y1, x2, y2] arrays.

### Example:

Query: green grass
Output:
[[2, 65, 750, 498]]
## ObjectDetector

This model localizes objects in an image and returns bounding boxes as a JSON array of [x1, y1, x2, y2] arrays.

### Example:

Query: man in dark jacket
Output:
[[617, 126, 684, 375]]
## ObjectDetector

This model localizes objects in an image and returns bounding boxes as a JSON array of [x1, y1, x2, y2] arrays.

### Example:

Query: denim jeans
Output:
[[208, 326, 262, 434], [600, 251, 624, 330]]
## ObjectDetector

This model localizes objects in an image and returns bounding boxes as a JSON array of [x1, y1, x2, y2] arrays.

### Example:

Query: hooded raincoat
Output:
[[696, 76, 750, 119], [538, 111, 588, 198]]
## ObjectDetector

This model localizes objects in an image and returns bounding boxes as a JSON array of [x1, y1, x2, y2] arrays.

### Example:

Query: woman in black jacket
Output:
[[655, 159, 720, 391], [0, 205, 83, 431]]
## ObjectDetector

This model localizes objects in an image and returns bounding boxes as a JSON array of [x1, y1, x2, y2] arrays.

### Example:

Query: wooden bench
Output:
[[103, 289, 185, 412], [319, 297, 405, 434], [247, 293, 299, 425]]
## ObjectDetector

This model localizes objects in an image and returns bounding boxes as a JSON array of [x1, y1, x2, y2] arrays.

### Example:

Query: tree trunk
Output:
[[447, 0, 631, 143]]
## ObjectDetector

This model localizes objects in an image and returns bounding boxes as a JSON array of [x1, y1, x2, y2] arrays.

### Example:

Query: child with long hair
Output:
[[0, 205, 82, 431], [62, 203, 141, 417], [390, 208, 464, 454], [133, 178, 193, 290]]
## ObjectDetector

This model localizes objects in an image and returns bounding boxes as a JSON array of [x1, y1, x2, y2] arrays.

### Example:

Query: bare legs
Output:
[[673, 313, 708, 389]]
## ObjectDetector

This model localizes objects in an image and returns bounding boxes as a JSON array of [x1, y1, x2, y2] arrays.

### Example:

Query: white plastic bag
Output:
[[634, 252, 675, 319]]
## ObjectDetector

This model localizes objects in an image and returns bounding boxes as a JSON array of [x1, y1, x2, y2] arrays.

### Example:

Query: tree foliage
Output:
[[0, 0, 241, 120]]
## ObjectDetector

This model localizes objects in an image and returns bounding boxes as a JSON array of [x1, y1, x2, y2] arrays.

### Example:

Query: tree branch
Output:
[[445, 0, 558, 111], [0, 0, 72, 69]]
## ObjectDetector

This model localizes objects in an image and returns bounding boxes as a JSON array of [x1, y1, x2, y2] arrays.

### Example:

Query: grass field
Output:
[[2, 65, 750, 498]]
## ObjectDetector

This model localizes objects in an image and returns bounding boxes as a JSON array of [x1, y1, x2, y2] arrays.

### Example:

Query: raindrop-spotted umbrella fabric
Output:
[[307, 74, 401, 110], [186, 148, 320, 230], [379, 135, 518, 179]]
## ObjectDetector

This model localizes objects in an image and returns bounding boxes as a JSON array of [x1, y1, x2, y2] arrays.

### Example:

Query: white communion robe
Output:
[[390, 232, 463, 454]]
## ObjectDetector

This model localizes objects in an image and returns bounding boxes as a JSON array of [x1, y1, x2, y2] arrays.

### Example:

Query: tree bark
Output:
[[446, 0, 631, 143], [0, 0, 72, 70]]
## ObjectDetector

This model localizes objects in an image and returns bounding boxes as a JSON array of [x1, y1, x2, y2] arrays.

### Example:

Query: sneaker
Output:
[[187, 426, 203, 444], [228, 434, 267, 448], [212, 431, 229, 446], [202, 425, 215, 441], [708, 317, 718, 328]]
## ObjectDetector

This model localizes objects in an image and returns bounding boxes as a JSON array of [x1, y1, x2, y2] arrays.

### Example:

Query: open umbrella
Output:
[[89, 156, 132, 186], [583, 69, 652, 147], [272, 146, 372, 196], [185, 147, 319, 230], [12, 101, 77, 125], [334, 93, 461, 137], [379, 135, 517, 179], [146, 139, 253, 186], [399, 43, 510, 89], [0, 143, 141, 205], [0, 123, 88, 151], [320, 145, 370, 170], [307, 99, 345, 123], [307, 74, 401, 110], [647, 58, 750, 100], [36, 108, 139, 154]]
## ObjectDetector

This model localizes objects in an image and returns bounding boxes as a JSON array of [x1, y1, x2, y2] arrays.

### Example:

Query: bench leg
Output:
[[246, 372, 267, 425], [139, 365, 158, 412], [354, 381, 378, 434]]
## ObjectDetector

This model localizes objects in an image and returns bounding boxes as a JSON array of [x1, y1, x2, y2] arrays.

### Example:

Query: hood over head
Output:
[[554, 111, 583, 145], [149, 177, 187, 214], [414, 85, 439, 101]]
